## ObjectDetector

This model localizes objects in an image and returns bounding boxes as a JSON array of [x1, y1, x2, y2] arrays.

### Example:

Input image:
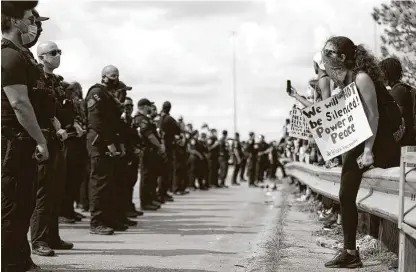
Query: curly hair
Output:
[[325, 36, 383, 85], [379, 57, 403, 83], [66, 82, 83, 99]]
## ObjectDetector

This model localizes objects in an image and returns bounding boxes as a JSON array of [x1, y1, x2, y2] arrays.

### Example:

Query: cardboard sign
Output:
[[289, 107, 311, 140], [302, 82, 373, 161]]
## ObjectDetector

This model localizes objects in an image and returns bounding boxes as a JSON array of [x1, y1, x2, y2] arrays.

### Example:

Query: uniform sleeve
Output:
[[138, 117, 153, 138], [87, 87, 115, 145], [390, 85, 410, 107], [1, 48, 28, 86]]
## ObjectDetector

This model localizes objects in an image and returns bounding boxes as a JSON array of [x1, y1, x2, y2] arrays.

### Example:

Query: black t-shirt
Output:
[[390, 82, 415, 145], [1, 47, 30, 128]]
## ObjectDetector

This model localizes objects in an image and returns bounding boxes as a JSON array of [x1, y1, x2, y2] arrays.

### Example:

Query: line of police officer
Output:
[[1, 6, 286, 272]]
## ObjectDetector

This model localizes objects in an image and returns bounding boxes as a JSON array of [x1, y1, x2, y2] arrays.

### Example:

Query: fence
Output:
[[284, 147, 416, 271]]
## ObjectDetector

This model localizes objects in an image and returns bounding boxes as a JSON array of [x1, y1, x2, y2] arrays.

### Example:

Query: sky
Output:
[[35, 0, 386, 140]]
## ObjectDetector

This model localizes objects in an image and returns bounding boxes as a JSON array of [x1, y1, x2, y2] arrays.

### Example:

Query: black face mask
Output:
[[105, 77, 119, 88]]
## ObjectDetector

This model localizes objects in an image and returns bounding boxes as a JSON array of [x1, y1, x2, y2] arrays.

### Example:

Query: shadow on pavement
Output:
[[41, 264, 216, 271], [56, 248, 236, 257]]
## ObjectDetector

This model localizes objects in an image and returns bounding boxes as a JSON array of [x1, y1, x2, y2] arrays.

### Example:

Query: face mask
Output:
[[322, 54, 348, 89], [44, 54, 61, 69], [16, 20, 38, 45], [105, 77, 119, 88]]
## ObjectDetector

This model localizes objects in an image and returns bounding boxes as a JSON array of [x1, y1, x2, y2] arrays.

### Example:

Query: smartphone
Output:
[[286, 80, 291, 94]]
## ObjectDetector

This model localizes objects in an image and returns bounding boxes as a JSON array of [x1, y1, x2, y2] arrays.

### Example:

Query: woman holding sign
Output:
[[322, 36, 400, 269]]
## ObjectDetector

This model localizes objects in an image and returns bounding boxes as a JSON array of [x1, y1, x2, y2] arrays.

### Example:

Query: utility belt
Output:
[[1, 126, 32, 141], [41, 128, 58, 141]]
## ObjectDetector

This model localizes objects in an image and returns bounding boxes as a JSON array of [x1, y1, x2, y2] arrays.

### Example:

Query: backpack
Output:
[[392, 82, 416, 141], [375, 83, 406, 143]]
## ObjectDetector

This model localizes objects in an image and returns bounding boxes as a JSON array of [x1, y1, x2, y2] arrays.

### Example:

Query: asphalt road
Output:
[[32, 181, 282, 272]]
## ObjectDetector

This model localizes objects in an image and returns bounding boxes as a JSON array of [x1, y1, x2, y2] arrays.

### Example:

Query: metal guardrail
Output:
[[285, 159, 416, 228]]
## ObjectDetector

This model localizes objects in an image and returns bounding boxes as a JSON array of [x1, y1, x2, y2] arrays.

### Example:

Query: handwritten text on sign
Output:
[[289, 107, 311, 140], [302, 83, 373, 161]]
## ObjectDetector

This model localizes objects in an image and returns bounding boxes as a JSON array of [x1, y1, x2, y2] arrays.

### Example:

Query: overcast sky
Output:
[[35, 0, 386, 140]]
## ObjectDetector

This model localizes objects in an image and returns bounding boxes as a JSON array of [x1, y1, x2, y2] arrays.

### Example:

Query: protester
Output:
[[321, 36, 400, 269], [380, 57, 416, 146]]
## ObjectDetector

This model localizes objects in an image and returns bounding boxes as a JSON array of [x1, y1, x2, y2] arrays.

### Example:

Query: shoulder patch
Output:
[[92, 93, 101, 102], [87, 99, 96, 108]]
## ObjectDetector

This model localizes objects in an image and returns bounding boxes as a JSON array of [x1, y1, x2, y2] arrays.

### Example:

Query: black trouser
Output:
[[219, 156, 229, 185], [78, 157, 90, 211], [123, 155, 139, 212], [173, 153, 187, 192], [110, 158, 128, 222], [89, 155, 116, 227], [208, 156, 219, 187], [1, 135, 37, 272], [256, 156, 266, 182], [140, 149, 159, 205], [160, 148, 173, 196], [247, 157, 257, 185], [61, 137, 87, 218], [231, 158, 240, 184], [31, 138, 66, 248], [240, 158, 247, 180], [339, 146, 365, 250]]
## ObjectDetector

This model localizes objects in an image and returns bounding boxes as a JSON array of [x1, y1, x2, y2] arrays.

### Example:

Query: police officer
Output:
[[120, 97, 144, 218], [173, 131, 189, 194], [135, 98, 167, 210], [219, 130, 230, 188], [231, 133, 243, 186], [1, 8, 49, 272], [159, 101, 181, 198], [30, 41, 74, 257], [240, 141, 248, 182], [149, 103, 164, 207], [247, 132, 258, 187], [86, 65, 126, 235], [207, 129, 220, 188], [256, 135, 269, 183], [61, 82, 87, 222]]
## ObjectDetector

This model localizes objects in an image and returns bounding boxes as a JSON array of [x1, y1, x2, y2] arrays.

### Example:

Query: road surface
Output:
[[33, 182, 282, 271]]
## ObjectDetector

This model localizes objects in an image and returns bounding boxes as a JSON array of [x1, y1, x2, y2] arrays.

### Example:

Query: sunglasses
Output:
[[45, 49, 62, 57], [322, 48, 338, 57]]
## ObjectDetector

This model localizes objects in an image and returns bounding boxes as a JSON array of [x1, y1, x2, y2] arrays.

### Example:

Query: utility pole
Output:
[[231, 31, 237, 135]]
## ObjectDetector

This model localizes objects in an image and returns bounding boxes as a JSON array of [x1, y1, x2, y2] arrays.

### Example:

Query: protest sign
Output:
[[289, 107, 311, 140], [302, 82, 373, 161]]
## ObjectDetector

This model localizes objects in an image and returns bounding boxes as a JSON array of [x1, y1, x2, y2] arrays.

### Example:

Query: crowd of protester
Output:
[[282, 35, 415, 269]]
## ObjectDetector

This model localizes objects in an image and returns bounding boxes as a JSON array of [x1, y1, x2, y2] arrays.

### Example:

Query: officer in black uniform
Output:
[[135, 98, 167, 210], [240, 141, 248, 182], [173, 132, 189, 194], [219, 130, 230, 188], [61, 82, 87, 222], [247, 132, 258, 187], [1, 9, 49, 271], [85, 65, 125, 235], [207, 129, 220, 188], [120, 97, 144, 218], [231, 133, 243, 186], [256, 135, 269, 183], [159, 101, 181, 198], [30, 40, 75, 257]]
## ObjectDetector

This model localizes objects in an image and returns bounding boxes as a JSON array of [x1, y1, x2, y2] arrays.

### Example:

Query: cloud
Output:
[[35, 0, 385, 140]]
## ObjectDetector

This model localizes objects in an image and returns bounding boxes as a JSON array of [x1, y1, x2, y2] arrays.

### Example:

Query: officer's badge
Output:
[[93, 94, 101, 102], [87, 99, 96, 108]]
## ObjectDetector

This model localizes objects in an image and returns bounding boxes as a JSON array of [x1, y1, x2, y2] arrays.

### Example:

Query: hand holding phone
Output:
[[286, 80, 291, 94]]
